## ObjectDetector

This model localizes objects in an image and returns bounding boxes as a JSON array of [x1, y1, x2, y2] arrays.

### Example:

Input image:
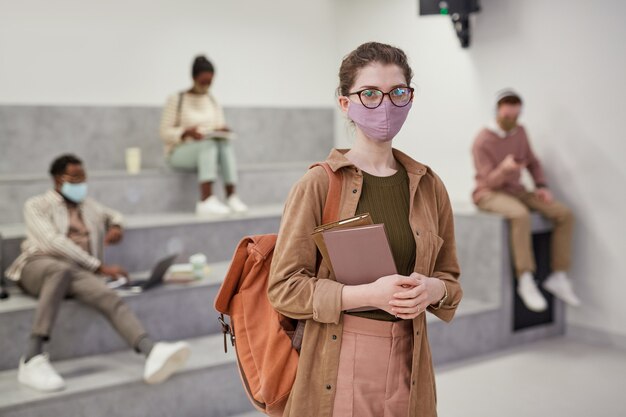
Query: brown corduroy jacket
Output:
[[268, 148, 462, 417]]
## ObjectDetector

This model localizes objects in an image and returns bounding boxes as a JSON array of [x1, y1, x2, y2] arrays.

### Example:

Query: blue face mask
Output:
[[60, 182, 88, 203]]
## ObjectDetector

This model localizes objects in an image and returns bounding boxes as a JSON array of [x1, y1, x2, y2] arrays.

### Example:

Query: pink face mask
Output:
[[347, 100, 412, 143]]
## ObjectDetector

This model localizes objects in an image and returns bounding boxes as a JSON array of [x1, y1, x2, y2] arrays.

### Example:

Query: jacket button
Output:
[[412, 380, 416, 386], [332, 335, 337, 340], [416, 330, 419, 336], [326, 384, 332, 390], [352, 189, 357, 194]]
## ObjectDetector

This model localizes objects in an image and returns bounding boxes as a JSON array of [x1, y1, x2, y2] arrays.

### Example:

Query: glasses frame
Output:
[[60, 173, 87, 183], [347, 86, 415, 109]]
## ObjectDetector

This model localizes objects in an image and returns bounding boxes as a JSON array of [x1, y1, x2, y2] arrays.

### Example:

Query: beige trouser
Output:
[[332, 315, 413, 417], [477, 191, 574, 277], [19, 256, 147, 348]]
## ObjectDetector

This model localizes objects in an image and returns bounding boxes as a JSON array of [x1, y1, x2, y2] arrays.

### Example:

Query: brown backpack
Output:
[[214, 162, 342, 417]]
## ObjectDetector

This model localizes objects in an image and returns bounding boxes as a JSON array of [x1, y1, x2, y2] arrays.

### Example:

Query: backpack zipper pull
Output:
[[218, 314, 234, 353]]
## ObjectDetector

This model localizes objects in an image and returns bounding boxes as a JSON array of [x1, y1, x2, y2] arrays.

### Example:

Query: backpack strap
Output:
[[310, 162, 342, 224], [291, 162, 342, 352]]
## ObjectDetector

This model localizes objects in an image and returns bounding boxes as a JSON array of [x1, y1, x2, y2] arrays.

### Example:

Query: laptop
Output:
[[113, 254, 179, 293]]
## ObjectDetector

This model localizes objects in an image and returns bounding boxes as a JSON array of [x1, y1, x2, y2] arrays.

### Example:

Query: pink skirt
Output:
[[332, 314, 414, 417]]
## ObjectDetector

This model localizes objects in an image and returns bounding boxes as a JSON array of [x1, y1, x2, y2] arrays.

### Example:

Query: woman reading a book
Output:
[[159, 55, 248, 215], [268, 42, 463, 417]]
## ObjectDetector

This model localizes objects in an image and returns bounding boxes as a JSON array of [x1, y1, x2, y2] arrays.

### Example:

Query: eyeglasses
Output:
[[347, 86, 415, 109], [61, 173, 87, 183]]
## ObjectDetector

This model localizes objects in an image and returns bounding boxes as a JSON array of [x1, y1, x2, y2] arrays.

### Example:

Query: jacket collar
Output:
[[47, 189, 65, 204], [324, 148, 427, 176], [46, 189, 84, 208], [487, 120, 518, 139]]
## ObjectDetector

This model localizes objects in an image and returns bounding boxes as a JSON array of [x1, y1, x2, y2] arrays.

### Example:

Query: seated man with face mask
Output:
[[5, 154, 190, 392]]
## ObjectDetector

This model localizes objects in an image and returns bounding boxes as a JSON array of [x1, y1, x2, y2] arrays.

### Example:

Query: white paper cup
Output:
[[125, 147, 141, 174], [189, 253, 207, 279]]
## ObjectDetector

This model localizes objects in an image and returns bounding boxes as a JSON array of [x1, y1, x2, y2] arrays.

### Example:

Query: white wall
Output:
[[334, 0, 626, 343], [0, 0, 337, 107], [2, 0, 625, 344]]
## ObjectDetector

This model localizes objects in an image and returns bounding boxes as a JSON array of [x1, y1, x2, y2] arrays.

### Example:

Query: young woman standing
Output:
[[268, 42, 463, 417]]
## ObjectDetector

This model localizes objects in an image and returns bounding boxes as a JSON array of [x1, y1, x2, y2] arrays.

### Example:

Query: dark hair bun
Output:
[[192, 55, 215, 77]]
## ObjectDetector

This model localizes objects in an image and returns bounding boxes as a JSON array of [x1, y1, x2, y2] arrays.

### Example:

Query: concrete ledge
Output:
[[0, 205, 284, 276], [435, 208, 565, 364], [0, 262, 231, 371], [0, 104, 334, 174], [0, 206, 564, 375], [0, 162, 306, 223], [0, 335, 253, 417]]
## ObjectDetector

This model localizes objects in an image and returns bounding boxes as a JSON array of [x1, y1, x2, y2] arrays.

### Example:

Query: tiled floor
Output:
[[436, 336, 626, 417]]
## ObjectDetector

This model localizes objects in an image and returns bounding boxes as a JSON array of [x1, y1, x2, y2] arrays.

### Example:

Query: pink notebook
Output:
[[322, 223, 397, 286]]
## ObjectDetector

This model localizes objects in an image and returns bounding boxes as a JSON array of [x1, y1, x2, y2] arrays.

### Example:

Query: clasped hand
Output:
[[369, 273, 443, 320]]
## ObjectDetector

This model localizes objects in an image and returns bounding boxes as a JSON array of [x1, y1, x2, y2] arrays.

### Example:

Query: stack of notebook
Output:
[[311, 213, 397, 286]]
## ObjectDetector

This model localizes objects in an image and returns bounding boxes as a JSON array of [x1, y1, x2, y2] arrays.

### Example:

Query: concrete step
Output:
[[0, 334, 255, 417], [0, 262, 231, 371], [0, 207, 564, 374], [452, 208, 553, 306], [0, 295, 503, 412], [0, 105, 334, 175], [434, 209, 565, 365], [0, 162, 307, 223], [0, 296, 505, 417], [1, 206, 549, 281], [1, 205, 284, 278]]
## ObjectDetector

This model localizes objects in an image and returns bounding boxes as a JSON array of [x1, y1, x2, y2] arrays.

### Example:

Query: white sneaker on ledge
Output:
[[144, 341, 191, 385], [543, 271, 581, 306], [227, 194, 248, 213], [196, 196, 230, 216], [18, 354, 66, 392], [517, 272, 548, 312]]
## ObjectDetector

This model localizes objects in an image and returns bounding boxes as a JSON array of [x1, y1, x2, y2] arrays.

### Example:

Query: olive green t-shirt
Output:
[[347, 162, 416, 322]]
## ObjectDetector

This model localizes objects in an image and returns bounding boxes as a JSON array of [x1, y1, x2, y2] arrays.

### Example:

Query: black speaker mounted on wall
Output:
[[419, 0, 481, 48]]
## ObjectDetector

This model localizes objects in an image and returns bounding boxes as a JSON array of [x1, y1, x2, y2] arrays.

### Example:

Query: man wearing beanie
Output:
[[471, 89, 579, 312]]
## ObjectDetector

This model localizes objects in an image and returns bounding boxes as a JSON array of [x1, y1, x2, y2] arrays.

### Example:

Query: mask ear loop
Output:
[[335, 88, 357, 137]]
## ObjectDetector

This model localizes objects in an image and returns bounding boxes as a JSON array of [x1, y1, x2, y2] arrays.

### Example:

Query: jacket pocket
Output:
[[415, 231, 444, 277]]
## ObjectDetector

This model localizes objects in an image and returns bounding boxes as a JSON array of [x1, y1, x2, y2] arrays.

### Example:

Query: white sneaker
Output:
[[227, 194, 248, 213], [18, 354, 66, 392], [517, 272, 548, 312], [196, 196, 230, 216], [543, 271, 581, 306], [144, 341, 191, 385]]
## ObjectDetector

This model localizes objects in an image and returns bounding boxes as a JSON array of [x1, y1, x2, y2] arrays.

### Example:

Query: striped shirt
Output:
[[5, 190, 124, 281], [159, 92, 227, 156]]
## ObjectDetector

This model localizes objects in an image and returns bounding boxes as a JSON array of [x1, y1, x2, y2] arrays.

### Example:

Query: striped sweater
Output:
[[159, 92, 227, 156]]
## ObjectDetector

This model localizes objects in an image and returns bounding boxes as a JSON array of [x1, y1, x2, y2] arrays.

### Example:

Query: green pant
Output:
[[168, 139, 238, 184]]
